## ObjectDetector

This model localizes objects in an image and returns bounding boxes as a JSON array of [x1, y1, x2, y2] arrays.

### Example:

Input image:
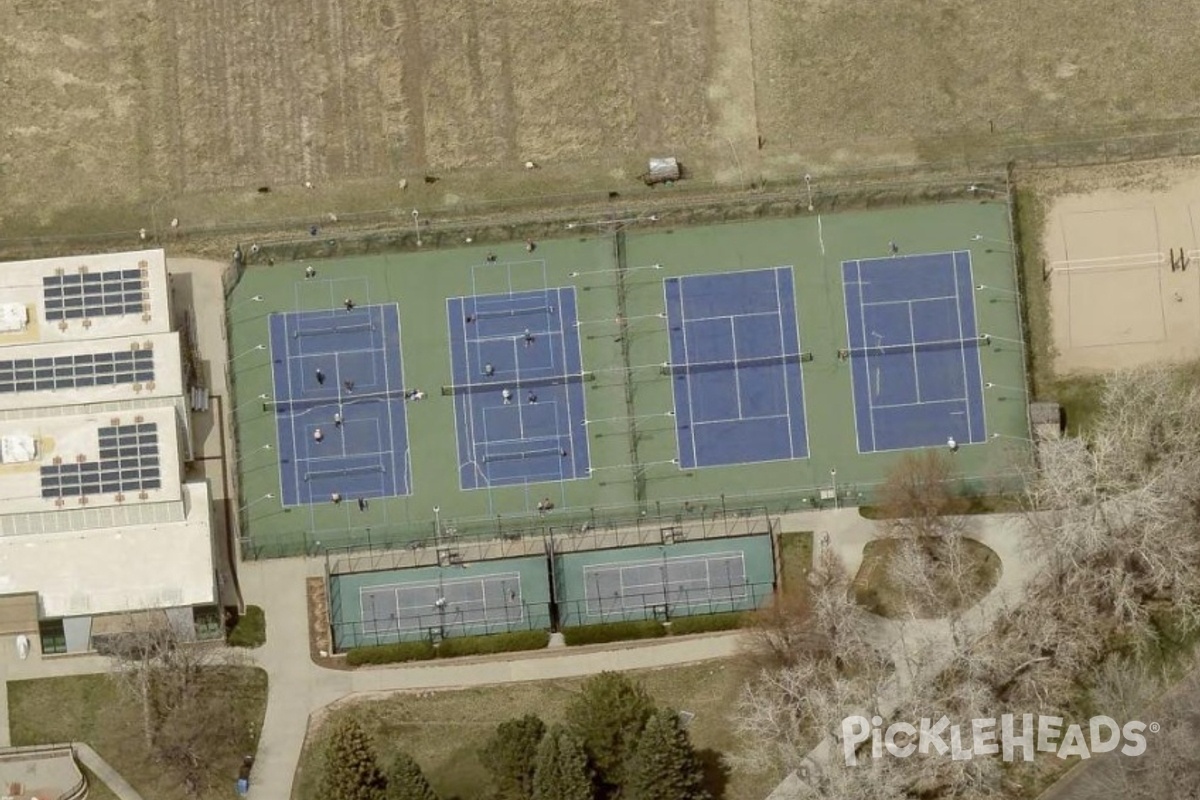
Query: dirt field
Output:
[[1033, 158, 1200, 373], [6, 0, 1200, 240]]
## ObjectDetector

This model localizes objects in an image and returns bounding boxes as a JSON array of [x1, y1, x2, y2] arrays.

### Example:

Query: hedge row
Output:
[[227, 605, 267, 648], [346, 630, 550, 666], [666, 611, 747, 635], [561, 620, 668, 646]]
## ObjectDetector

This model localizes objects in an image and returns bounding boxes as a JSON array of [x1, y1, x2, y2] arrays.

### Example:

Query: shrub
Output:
[[436, 630, 550, 658], [227, 605, 266, 648], [667, 612, 746, 635], [561, 620, 666, 646], [346, 641, 437, 666]]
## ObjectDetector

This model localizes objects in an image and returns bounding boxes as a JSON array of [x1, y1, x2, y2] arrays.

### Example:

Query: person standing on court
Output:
[[334, 411, 342, 428], [313, 427, 324, 443], [502, 388, 513, 405], [484, 363, 495, 376], [315, 368, 325, 385], [344, 298, 355, 311]]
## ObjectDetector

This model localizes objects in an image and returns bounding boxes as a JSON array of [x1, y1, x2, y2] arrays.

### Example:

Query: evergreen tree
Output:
[[532, 726, 595, 800], [480, 714, 547, 800], [320, 718, 388, 800], [384, 750, 439, 800], [625, 710, 710, 800], [566, 672, 655, 788]]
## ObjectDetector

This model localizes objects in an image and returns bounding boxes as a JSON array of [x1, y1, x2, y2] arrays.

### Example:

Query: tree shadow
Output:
[[696, 748, 731, 799]]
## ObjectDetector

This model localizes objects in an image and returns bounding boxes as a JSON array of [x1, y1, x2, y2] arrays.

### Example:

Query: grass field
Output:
[[294, 660, 772, 800], [229, 201, 1031, 556], [5, 1, 1200, 244], [6, 668, 268, 800]]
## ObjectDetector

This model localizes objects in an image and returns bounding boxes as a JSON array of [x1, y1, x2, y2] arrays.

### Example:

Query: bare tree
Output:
[[102, 612, 255, 795], [877, 451, 967, 543]]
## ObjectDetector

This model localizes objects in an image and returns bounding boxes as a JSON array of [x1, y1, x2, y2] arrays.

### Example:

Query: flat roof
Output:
[[0, 332, 183, 410], [0, 404, 181, 516], [0, 481, 214, 618], [0, 249, 169, 345]]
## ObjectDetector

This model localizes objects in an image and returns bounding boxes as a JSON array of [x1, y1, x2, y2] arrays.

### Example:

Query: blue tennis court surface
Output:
[[841, 251, 987, 453], [664, 267, 809, 468], [268, 304, 412, 506], [446, 287, 590, 490]]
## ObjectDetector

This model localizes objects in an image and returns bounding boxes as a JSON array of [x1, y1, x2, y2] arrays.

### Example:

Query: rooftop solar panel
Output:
[[0, 349, 154, 394], [40, 422, 162, 500], [43, 269, 147, 321]]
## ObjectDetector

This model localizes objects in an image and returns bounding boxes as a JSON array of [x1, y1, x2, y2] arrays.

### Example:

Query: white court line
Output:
[[773, 268, 796, 459], [907, 301, 922, 403], [677, 279, 702, 464], [281, 314, 304, 505], [381, 304, 408, 496], [690, 412, 791, 427], [854, 260, 879, 451], [556, 287, 579, 480], [871, 398, 969, 411], [817, 214, 826, 254], [729, 317, 744, 419], [951, 252, 975, 442], [862, 294, 959, 308], [661, 279, 685, 469], [512, 337, 526, 439], [683, 309, 781, 324], [961, 251, 989, 443]]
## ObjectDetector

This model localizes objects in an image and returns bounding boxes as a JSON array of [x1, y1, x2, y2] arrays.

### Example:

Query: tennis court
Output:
[[841, 251, 987, 453], [359, 572, 525, 636], [268, 303, 411, 506], [581, 551, 748, 617], [446, 285, 590, 490], [663, 267, 809, 468]]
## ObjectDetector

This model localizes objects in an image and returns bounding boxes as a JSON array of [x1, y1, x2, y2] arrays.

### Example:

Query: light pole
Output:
[[236, 444, 273, 465], [411, 209, 422, 247], [969, 184, 1005, 197], [239, 493, 275, 513], [985, 382, 1027, 394], [231, 344, 266, 362], [565, 212, 660, 231], [805, 173, 814, 212], [975, 283, 1019, 296], [230, 295, 265, 314], [991, 432, 1034, 444], [981, 333, 1024, 347], [433, 505, 441, 545], [970, 234, 1009, 247], [235, 393, 271, 414], [830, 468, 839, 510]]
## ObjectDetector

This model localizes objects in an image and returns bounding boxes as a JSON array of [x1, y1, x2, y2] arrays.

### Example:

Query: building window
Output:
[[193, 605, 223, 639], [39, 619, 66, 654]]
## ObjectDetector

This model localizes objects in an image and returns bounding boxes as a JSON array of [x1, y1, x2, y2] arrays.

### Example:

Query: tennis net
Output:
[[441, 372, 595, 396], [660, 352, 813, 376], [838, 336, 987, 359], [482, 447, 567, 464], [269, 389, 409, 413]]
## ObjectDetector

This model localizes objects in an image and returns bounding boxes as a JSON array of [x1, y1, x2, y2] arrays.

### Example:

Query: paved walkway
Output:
[[767, 511, 1043, 798]]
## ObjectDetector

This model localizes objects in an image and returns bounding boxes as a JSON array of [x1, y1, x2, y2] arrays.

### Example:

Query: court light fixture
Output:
[[231, 344, 266, 362]]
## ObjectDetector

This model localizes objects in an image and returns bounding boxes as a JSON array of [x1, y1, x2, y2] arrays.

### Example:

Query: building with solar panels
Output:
[[0, 249, 219, 655]]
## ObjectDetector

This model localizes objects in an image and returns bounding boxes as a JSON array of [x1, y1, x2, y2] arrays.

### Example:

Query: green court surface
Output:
[[229, 200, 1030, 557], [554, 534, 775, 627], [329, 555, 552, 649]]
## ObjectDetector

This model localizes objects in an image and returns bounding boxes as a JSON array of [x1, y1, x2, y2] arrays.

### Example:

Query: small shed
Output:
[[1029, 401, 1064, 439], [642, 157, 681, 186]]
